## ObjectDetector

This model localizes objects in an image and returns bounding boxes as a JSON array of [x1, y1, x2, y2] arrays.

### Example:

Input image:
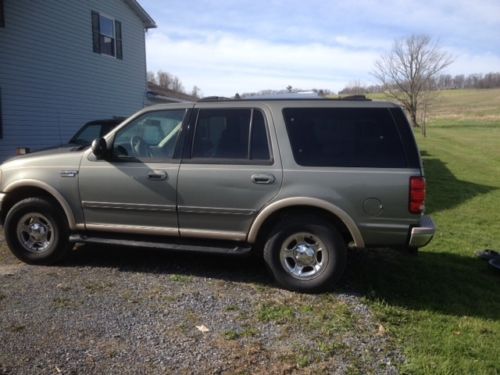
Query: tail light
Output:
[[409, 176, 426, 214]]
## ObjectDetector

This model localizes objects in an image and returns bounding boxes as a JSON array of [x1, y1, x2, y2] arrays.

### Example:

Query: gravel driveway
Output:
[[0, 236, 403, 374]]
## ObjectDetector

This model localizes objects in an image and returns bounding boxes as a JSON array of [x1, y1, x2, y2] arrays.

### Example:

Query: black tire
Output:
[[4, 197, 71, 264], [263, 215, 347, 293]]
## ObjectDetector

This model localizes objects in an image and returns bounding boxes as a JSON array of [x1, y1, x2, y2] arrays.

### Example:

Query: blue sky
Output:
[[140, 0, 500, 96]]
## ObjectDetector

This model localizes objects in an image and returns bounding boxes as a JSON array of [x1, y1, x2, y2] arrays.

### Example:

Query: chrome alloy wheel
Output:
[[16, 213, 54, 253], [279, 232, 328, 280]]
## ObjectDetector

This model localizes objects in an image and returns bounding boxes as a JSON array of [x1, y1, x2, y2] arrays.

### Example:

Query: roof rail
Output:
[[338, 95, 371, 101], [197, 96, 231, 102], [196, 95, 373, 102]]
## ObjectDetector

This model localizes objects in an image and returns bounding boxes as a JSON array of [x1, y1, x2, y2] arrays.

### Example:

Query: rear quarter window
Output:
[[283, 107, 407, 168]]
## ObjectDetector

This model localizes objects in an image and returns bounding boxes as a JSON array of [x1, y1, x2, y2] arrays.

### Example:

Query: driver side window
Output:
[[112, 110, 186, 162]]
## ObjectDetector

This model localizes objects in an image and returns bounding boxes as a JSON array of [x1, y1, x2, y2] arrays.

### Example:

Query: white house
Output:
[[0, 0, 156, 161]]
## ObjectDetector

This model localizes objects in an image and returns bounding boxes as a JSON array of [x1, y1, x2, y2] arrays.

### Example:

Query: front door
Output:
[[79, 109, 188, 236]]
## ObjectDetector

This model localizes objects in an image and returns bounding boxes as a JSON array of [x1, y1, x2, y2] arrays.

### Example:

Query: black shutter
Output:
[[91, 11, 100, 53], [0, 87, 3, 139], [0, 0, 5, 28], [115, 20, 123, 59]]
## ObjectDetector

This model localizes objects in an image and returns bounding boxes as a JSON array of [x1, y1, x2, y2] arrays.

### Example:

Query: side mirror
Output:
[[91, 138, 107, 159]]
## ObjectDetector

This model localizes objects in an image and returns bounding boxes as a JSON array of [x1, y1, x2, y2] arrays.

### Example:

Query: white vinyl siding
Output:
[[0, 0, 148, 161]]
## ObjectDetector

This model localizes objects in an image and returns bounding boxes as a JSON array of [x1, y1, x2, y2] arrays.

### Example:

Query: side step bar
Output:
[[69, 234, 252, 255]]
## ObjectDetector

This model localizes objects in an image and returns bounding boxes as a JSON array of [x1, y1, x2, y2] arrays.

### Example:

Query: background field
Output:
[[357, 88, 500, 373]]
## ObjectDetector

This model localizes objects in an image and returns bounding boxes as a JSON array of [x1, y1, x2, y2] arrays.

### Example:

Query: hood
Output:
[[1, 145, 86, 170], [5, 144, 86, 162]]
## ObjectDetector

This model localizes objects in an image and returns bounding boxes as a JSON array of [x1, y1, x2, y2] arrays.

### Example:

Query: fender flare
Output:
[[4, 179, 77, 230], [247, 197, 365, 248]]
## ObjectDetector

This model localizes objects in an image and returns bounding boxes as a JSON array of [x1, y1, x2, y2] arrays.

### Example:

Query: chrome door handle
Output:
[[147, 170, 167, 180], [251, 174, 275, 184]]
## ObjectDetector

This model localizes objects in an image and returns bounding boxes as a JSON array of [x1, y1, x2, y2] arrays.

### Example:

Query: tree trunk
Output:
[[410, 110, 420, 128]]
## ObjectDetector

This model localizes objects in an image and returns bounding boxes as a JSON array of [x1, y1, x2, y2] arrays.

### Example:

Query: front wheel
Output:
[[4, 197, 71, 264], [263, 216, 347, 293]]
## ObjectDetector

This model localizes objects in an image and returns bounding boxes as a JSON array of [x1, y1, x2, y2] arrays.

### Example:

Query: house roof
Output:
[[147, 82, 198, 103], [123, 0, 157, 29]]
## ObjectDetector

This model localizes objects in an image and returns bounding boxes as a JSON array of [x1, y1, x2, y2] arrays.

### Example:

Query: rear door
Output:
[[176, 104, 282, 241]]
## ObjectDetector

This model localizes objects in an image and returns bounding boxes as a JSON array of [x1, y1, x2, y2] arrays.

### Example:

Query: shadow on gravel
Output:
[[60, 244, 273, 286], [53, 236, 500, 323], [343, 247, 500, 321]]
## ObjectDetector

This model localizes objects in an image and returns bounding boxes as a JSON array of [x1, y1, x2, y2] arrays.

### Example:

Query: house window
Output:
[[0, 0, 5, 28], [91, 11, 123, 59]]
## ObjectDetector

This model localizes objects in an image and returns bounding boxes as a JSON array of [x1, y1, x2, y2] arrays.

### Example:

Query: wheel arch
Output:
[[248, 197, 365, 248], [2, 180, 76, 229]]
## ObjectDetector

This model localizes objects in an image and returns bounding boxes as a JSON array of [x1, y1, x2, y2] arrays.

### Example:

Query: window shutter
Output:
[[0, 0, 5, 28], [91, 11, 100, 53], [115, 20, 123, 59], [0, 87, 3, 139]]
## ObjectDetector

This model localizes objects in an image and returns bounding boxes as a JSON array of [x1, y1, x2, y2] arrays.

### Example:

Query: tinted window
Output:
[[250, 110, 270, 160], [192, 109, 271, 162], [389, 107, 421, 169], [283, 108, 406, 168]]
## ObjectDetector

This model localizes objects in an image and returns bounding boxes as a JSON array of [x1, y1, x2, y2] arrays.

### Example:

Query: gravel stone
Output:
[[0, 240, 404, 374]]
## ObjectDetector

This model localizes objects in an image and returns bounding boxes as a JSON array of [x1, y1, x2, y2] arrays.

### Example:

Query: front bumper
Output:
[[408, 215, 435, 248]]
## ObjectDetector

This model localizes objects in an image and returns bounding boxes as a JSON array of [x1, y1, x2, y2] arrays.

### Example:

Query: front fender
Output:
[[4, 179, 78, 230]]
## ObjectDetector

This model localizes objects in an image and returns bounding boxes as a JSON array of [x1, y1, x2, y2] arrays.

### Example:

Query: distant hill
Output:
[[368, 88, 500, 127]]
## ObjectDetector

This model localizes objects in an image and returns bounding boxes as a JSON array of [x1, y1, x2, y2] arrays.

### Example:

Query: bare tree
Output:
[[171, 76, 184, 93], [453, 74, 465, 89], [191, 85, 201, 99], [340, 80, 366, 95], [157, 70, 172, 89], [147, 71, 157, 84], [419, 83, 438, 137], [373, 35, 454, 128]]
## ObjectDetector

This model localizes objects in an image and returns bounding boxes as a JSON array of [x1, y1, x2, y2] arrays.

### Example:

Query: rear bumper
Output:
[[0, 192, 5, 214], [408, 215, 435, 248]]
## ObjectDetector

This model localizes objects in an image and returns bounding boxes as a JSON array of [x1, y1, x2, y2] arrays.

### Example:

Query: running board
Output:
[[69, 234, 252, 255]]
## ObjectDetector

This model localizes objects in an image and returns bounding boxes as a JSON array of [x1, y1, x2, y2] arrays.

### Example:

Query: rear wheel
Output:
[[263, 216, 347, 292], [4, 197, 71, 264]]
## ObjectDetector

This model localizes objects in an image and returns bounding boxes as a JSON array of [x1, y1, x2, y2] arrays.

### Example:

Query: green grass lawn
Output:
[[345, 91, 500, 373]]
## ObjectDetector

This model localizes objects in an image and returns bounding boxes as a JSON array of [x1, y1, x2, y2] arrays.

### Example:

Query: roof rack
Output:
[[197, 96, 231, 102], [337, 95, 371, 101], [196, 95, 372, 102]]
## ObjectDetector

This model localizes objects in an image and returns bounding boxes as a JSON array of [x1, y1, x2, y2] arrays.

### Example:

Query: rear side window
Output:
[[191, 108, 271, 162], [250, 110, 270, 160], [389, 107, 421, 169], [283, 108, 407, 168]]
